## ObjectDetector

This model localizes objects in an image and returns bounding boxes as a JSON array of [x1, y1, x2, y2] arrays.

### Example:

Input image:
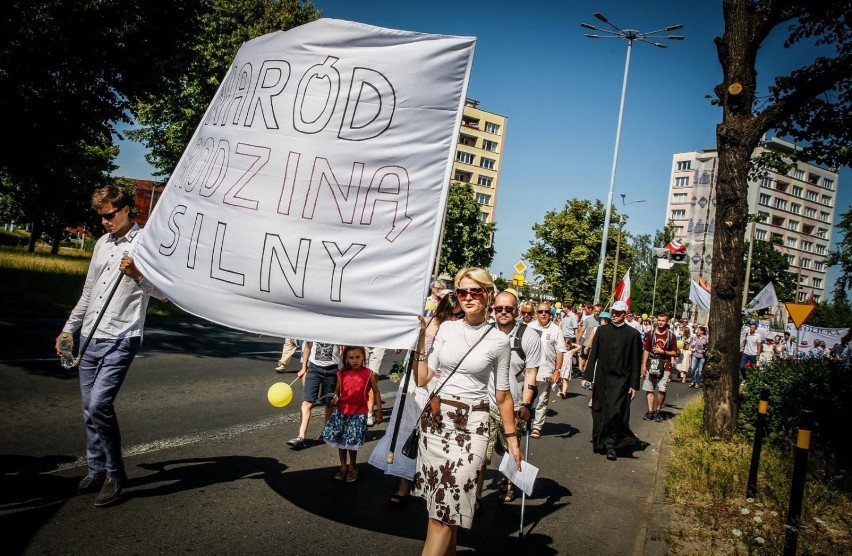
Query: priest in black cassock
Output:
[[581, 300, 641, 461]]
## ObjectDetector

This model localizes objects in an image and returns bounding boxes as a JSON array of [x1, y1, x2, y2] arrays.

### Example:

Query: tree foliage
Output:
[[744, 237, 797, 302], [524, 199, 632, 303], [629, 224, 691, 318], [827, 206, 852, 293], [705, 0, 852, 437], [128, 0, 321, 176], [0, 0, 204, 249], [438, 183, 496, 276]]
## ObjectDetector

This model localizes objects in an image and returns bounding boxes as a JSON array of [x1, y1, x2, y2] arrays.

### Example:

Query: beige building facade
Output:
[[451, 98, 507, 223], [665, 136, 839, 303]]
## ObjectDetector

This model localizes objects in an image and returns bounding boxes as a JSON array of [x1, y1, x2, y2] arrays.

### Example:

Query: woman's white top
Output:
[[426, 319, 511, 399]]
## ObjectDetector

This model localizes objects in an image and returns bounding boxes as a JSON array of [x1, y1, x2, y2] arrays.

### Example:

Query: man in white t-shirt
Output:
[[288, 341, 341, 449], [529, 302, 567, 438], [739, 323, 762, 382]]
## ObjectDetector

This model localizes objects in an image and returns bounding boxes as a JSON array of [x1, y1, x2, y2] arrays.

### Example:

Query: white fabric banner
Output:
[[689, 279, 711, 313], [746, 282, 779, 311], [785, 323, 849, 348], [133, 19, 476, 349]]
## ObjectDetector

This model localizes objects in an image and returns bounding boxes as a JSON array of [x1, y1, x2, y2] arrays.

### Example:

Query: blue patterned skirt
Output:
[[321, 408, 368, 451]]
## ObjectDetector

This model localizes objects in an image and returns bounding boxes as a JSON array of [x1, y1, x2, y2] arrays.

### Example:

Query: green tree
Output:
[[0, 0, 204, 250], [438, 183, 495, 276], [524, 199, 632, 303], [827, 206, 852, 294], [809, 300, 852, 328], [129, 0, 321, 176], [706, 0, 852, 436], [743, 237, 797, 302]]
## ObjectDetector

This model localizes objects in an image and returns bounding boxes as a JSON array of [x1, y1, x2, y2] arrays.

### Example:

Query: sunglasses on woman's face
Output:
[[520, 311, 533, 316], [455, 287, 486, 300]]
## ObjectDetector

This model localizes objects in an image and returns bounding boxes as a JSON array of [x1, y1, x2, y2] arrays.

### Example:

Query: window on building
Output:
[[785, 254, 795, 265], [458, 134, 476, 147], [805, 207, 816, 218], [758, 193, 771, 206], [478, 212, 489, 223], [816, 228, 827, 239], [677, 160, 691, 171], [797, 291, 807, 302], [772, 215, 786, 227], [672, 225, 684, 235], [476, 193, 492, 205], [801, 241, 813, 252], [822, 177, 834, 190], [792, 185, 803, 197], [792, 168, 805, 180], [788, 220, 799, 231], [801, 258, 811, 269], [671, 209, 686, 219], [761, 178, 773, 188], [482, 139, 498, 152], [457, 151, 474, 164], [799, 275, 809, 284], [790, 203, 801, 214], [786, 237, 797, 248], [754, 228, 767, 241], [815, 244, 826, 255], [774, 180, 789, 193], [813, 277, 823, 288], [454, 170, 472, 182], [484, 122, 500, 134], [803, 224, 814, 235], [806, 190, 818, 201], [774, 198, 787, 210], [480, 157, 495, 170], [477, 175, 493, 187], [807, 173, 820, 185], [673, 193, 688, 203], [674, 176, 690, 187], [815, 261, 824, 271], [819, 211, 830, 223], [758, 210, 770, 220], [821, 194, 832, 206]]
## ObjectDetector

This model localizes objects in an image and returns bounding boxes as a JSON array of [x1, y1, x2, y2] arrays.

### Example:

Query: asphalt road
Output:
[[0, 316, 700, 555]]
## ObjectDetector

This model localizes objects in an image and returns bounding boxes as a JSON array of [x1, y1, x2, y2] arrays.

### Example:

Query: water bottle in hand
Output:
[[60, 332, 76, 369]]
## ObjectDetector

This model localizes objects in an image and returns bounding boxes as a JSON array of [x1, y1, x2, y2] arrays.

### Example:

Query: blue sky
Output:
[[115, 0, 850, 294]]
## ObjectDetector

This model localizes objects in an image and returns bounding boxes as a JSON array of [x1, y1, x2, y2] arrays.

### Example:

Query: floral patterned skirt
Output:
[[321, 408, 367, 451], [413, 396, 489, 529]]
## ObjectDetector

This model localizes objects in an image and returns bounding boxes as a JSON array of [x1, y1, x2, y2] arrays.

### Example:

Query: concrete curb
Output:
[[643, 415, 675, 555]]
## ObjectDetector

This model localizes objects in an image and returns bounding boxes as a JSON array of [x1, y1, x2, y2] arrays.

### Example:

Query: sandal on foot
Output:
[[334, 468, 347, 481], [346, 468, 358, 483], [530, 428, 541, 439], [497, 483, 515, 504]]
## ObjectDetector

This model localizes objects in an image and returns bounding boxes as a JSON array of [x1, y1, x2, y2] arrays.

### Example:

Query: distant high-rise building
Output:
[[665, 136, 839, 303], [451, 98, 507, 224]]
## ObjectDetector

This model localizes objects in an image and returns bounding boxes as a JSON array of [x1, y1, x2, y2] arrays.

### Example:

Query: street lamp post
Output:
[[582, 13, 684, 303], [610, 193, 646, 294]]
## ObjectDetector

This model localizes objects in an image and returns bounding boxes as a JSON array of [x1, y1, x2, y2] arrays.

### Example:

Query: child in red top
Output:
[[321, 345, 382, 483]]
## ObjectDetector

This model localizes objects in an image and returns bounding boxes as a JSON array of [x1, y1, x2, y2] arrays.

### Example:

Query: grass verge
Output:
[[666, 400, 851, 555], [0, 246, 186, 317]]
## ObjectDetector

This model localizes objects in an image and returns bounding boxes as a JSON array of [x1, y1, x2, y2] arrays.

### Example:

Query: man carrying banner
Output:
[[55, 186, 167, 507]]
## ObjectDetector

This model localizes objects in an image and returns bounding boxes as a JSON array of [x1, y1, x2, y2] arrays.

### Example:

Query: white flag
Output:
[[133, 19, 476, 349], [746, 282, 779, 311], [689, 279, 711, 313]]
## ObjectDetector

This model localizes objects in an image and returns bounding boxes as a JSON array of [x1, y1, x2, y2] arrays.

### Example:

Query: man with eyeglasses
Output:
[[529, 302, 566, 438], [477, 290, 541, 503], [55, 186, 166, 507]]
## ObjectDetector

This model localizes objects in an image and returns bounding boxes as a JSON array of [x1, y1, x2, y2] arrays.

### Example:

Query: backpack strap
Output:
[[511, 323, 527, 362]]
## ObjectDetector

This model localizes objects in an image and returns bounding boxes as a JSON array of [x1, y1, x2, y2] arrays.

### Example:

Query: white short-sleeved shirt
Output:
[[530, 321, 567, 379], [560, 312, 578, 339], [488, 323, 542, 408], [427, 320, 511, 400]]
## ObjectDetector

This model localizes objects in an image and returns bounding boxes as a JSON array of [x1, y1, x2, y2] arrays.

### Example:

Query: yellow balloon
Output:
[[677, 340, 685, 349], [641, 313, 649, 320], [554, 302, 562, 309], [267, 382, 293, 408], [425, 299, 437, 311]]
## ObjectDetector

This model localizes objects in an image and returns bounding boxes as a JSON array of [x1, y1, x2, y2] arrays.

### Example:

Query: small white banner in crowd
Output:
[[786, 323, 849, 348], [134, 19, 476, 348]]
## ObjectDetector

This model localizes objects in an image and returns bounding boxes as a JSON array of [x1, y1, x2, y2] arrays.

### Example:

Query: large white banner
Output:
[[785, 323, 849, 349], [134, 19, 476, 349]]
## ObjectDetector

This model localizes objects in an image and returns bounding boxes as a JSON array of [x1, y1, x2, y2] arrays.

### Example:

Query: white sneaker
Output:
[[275, 364, 286, 372]]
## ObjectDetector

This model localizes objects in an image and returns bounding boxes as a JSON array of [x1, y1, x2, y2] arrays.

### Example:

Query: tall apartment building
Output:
[[665, 136, 839, 303], [452, 98, 507, 223]]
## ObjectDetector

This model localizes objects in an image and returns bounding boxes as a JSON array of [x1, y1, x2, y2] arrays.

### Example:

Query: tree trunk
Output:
[[702, 0, 765, 436], [49, 226, 62, 255], [27, 219, 42, 253]]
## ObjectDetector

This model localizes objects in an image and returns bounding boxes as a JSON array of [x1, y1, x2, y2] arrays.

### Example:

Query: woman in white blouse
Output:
[[413, 267, 523, 555]]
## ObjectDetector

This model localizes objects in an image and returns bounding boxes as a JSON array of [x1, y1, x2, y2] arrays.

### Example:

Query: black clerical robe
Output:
[[583, 323, 642, 452]]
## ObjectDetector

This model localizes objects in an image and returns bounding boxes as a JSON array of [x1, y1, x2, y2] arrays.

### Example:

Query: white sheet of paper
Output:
[[498, 452, 539, 497]]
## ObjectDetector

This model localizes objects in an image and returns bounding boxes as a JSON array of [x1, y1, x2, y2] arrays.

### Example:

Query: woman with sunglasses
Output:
[[413, 267, 522, 556], [518, 302, 535, 325], [368, 294, 462, 504]]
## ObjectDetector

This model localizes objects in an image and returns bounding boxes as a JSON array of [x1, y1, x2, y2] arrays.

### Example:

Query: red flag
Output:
[[614, 269, 631, 308]]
